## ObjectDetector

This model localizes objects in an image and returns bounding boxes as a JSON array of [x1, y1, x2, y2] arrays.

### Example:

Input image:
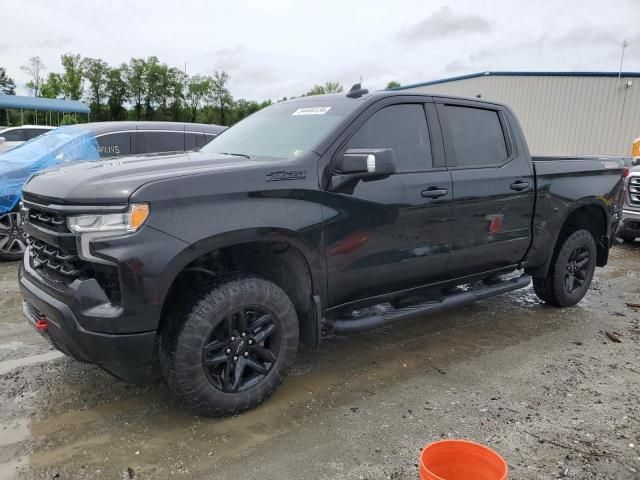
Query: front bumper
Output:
[[619, 208, 640, 238], [19, 260, 156, 383]]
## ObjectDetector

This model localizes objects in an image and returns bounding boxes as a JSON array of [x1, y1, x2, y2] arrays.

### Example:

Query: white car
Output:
[[0, 125, 54, 153]]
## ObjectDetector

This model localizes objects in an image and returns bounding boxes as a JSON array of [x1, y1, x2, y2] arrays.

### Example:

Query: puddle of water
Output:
[[0, 351, 64, 376], [0, 418, 30, 447], [31, 409, 102, 436], [30, 434, 112, 467]]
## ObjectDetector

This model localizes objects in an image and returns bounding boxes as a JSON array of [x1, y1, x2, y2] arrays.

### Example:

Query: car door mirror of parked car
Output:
[[0, 137, 5, 145], [334, 148, 396, 179]]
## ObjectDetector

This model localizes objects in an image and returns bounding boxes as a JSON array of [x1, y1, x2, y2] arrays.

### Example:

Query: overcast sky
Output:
[[3, 0, 639, 101]]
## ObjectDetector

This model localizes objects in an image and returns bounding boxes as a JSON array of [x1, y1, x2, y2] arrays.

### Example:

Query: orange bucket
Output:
[[419, 439, 508, 480]]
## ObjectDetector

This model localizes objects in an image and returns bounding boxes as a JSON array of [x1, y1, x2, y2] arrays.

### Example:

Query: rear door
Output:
[[325, 99, 452, 305], [436, 99, 534, 276]]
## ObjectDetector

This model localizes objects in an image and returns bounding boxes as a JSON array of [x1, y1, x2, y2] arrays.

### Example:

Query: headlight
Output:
[[68, 204, 149, 234], [67, 204, 149, 264]]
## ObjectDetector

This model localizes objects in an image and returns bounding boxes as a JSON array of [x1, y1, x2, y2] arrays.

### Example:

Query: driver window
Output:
[[345, 104, 432, 172]]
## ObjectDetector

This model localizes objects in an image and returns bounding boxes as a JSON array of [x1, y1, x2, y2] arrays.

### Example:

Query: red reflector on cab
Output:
[[35, 319, 48, 332], [623, 167, 629, 178]]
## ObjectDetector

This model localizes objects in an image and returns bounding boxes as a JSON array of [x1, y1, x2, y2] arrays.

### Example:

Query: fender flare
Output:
[[526, 198, 610, 278], [157, 227, 326, 311]]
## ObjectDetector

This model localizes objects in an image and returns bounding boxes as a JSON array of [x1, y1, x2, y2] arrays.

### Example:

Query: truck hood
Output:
[[22, 151, 264, 204]]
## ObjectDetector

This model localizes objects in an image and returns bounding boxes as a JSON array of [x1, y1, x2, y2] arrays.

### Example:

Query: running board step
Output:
[[332, 274, 531, 334]]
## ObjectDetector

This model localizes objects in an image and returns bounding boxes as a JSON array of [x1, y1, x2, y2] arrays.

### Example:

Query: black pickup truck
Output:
[[18, 86, 626, 416]]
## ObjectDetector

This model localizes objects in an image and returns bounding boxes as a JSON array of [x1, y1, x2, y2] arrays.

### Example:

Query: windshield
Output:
[[200, 99, 358, 159]]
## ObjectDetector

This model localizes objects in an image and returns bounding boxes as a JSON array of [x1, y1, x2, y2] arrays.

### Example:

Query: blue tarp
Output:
[[0, 127, 100, 214]]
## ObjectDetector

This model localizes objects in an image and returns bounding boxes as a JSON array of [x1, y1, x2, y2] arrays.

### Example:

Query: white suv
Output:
[[0, 125, 54, 153]]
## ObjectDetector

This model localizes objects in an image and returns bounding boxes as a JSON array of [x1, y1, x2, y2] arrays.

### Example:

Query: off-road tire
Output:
[[533, 229, 597, 307], [159, 276, 299, 417]]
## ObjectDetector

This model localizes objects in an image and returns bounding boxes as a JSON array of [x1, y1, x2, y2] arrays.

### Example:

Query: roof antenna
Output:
[[346, 83, 368, 98]]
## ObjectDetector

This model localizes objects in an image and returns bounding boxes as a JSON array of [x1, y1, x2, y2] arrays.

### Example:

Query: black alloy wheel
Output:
[[202, 306, 280, 393], [564, 245, 591, 294]]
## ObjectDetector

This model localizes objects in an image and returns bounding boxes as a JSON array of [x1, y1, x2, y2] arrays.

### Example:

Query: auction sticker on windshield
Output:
[[292, 107, 332, 115]]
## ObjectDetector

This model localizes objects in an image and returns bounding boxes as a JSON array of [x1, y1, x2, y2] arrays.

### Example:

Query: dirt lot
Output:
[[0, 244, 639, 480]]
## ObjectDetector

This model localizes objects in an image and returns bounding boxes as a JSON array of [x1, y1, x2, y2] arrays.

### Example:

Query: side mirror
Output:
[[633, 157, 640, 167], [334, 148, 396, 178], [0, 137, 5, 145]]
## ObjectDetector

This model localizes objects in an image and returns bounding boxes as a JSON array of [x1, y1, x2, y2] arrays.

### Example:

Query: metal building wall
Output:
[[406, 75, 640, 156]]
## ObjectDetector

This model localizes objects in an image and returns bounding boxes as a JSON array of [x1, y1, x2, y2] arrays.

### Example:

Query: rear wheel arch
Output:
[[527, 202, 609, 278]]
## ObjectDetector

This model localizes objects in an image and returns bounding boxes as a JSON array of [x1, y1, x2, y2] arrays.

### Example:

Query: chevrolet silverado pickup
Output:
[[18, 85, 626, 416]]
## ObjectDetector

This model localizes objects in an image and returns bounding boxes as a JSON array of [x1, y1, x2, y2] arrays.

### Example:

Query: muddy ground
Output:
[[0, 245, 639, 480]]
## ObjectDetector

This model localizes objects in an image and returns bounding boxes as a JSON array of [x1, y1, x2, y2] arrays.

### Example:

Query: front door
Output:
[[324, 102, 453, 306]]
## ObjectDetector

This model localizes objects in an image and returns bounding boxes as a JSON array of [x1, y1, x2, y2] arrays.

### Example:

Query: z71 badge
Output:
[[266, 170, 307, 182]]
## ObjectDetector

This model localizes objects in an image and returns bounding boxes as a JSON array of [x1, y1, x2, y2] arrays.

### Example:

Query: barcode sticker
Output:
[[292, 107, 331, 116]]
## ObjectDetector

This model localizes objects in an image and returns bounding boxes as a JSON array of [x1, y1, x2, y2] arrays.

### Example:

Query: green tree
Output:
[[150, 63, 185, 120], [59, 54, 84, 100], [126, 58, 146, 120], [40, 73, 63, 98], [21, 56, 46, 96], [211, 71, 233, 125], [165, 67, 187, 121], [386, 80, 401, 89], [306, 81, 343, 96], [0, 67, 16, 95], [143, 56, 163, 120], [106, 65, 129, 121], [185, 75, 212, 123], [81, 57, 109, 119]]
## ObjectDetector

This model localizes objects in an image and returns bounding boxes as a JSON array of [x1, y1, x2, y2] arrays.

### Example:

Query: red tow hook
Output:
[[35, 319, 48, 332]]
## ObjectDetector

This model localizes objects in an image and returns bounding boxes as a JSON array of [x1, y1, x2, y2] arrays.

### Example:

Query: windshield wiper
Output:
[[220, 152, 251, 160]]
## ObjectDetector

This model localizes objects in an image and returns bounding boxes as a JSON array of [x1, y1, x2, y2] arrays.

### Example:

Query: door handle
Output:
[[421, 188, 448, 199], [510, 181, 530, 191]]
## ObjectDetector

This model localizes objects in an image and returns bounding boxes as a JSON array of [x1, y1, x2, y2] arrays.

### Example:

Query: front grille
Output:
[[24, 202, 122, 305], [28, 208, 70, 233], [28, 237, 83, 278], [629, 176, 640, 207]]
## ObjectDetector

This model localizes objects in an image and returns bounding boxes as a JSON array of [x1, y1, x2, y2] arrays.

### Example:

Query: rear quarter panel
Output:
[[524, 158, 625, 270]]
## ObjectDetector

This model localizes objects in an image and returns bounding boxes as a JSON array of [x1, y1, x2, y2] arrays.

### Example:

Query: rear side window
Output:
[[24, 129, 47, 140], [2, 129, 25, 141], [202, 133, 217, 146], [345, 104, 432, 172], [444, 106, 508, 167], [138, 131, 185, 154], [97, 132, 132, 157], [185, 132, 204, 150]]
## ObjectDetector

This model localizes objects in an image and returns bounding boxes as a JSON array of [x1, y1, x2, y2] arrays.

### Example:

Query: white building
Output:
[[398, 71, 640, 156]]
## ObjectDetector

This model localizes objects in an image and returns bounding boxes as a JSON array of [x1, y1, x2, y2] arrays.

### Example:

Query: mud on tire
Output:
[[159, 276, 299, 417]]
